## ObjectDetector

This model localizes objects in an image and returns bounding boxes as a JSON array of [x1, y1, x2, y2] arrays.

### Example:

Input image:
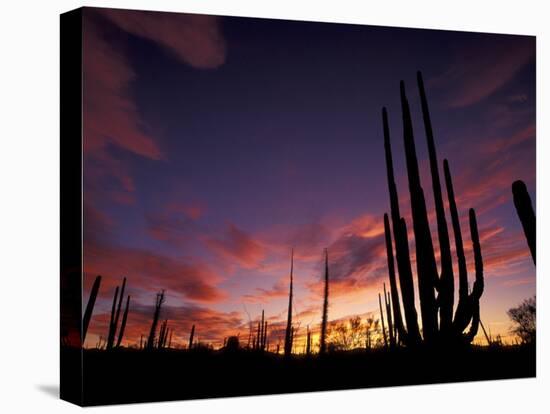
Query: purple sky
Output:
[[82, 7, 536, 348]]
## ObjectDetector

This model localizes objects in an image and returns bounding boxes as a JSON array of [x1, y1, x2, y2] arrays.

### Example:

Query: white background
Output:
[[0, 0, 547, 412]]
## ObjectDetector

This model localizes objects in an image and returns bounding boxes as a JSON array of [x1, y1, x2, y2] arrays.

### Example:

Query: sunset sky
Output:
[[82, 7, 536, 349]]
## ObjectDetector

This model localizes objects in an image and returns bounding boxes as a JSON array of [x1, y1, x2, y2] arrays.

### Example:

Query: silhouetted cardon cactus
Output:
[[382, 72, 484, 346]]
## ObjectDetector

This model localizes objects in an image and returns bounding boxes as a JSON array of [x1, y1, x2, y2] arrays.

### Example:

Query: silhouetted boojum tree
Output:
[[284, 249, 294, 356], [158, 319, 170, 349], [106, 286, 119, 350], [262, 321, 269, 351], [106, 277, 129, 350], [319, 248, 329, 354], [82, 275, 101, 344], [147, 290, 165, 350], [378, 292, 388, 348], [116, 295, 131, 348], [188, 324, 195, 349], [255, 320, 261, 350]]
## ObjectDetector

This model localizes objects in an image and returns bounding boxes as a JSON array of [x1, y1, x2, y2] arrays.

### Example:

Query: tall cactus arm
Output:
[[463, 299, 480, 344], [418, 71, 454, 331], [444, 160, 468, 302], [400, 81, 439, 341], [469, 208, 484, 302], [444, 159, 473, 336], [384, 214, 407, 344], [512, 180, 536, 264], [382, 108, 421, 345], [457, 208, 485, 343]]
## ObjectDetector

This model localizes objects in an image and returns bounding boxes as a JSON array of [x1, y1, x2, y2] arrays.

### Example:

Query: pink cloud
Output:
[[206, 224, 266, 268], [480, 123, 535, 156], [83, 201, 115, 243], [166, 202, 206, 220], [443, 124, 535, 220], [430, 36, 534, 107], [99, 8, 226, 69], [242, 278, 289, 303], [84, 237, 226, 303], [83, 9, 227, 207], [501, 278, 534, 288], [300, 215, 387, 299], [83, 17, 162, 160], [475, 224, 532, 278], [145, 203, 206, 246]]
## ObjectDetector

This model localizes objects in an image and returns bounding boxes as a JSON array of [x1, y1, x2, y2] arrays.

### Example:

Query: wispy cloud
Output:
[[242, 278, 289, 303], [206, 224, 266, 268], [99, 8, 226, 69], [430, 36, 534, 108], [145, 202, 205, 246], [84, 237, 226, 303], [83, 8, 226, 207]]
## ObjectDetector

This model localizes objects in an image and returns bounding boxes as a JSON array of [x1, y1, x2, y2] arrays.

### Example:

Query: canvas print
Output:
[[60, 7, 536, 406]]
